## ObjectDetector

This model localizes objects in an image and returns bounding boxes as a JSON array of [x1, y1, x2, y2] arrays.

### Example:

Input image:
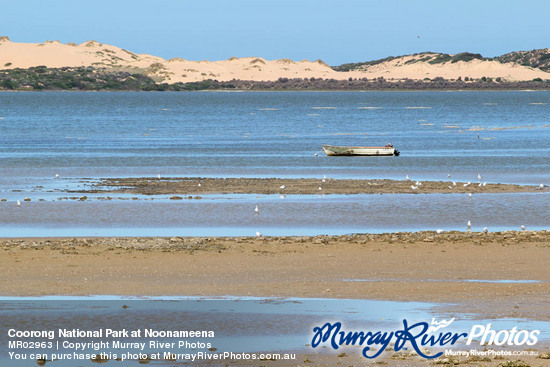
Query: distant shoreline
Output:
[[2, 88, 550, 92], [2, 66, 550, 92]]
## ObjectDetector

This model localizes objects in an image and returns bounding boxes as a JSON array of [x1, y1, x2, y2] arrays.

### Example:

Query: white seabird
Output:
[[254, 205, 259, 215], [256, 231, 262, 237], [483, 227, 488, 233]]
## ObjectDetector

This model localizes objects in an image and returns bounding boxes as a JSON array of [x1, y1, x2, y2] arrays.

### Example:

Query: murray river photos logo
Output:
[[310, 318, 540, 359]]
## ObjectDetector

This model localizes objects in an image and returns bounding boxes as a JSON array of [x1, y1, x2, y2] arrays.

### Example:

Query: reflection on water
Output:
[[0, 297, 548, 366]]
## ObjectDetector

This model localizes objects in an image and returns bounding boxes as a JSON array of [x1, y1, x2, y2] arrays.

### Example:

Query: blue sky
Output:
[[1, 0, 548, 65]]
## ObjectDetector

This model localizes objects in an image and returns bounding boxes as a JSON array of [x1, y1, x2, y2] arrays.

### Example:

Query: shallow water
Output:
[[0, 192, 547, 236], [1, 91, 549, 236], [1, 91, 549, 185], [0, 296, 548, 366]]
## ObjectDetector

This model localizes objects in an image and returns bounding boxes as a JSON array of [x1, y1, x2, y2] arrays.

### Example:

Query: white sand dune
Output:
[[349, 53, 550, 82], [1, 37, 549, 83]]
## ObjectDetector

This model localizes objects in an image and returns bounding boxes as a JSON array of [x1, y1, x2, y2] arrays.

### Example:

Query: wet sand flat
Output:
[[1, 231, 549, 321], [2, 231, 550, 366], [89, 177, 542, 195]]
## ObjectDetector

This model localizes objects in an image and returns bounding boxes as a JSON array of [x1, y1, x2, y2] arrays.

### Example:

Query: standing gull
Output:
[[254, 205, 259, 215]]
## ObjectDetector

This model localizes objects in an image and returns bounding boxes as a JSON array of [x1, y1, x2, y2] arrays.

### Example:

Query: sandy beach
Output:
[[2, 231, 549, 366], [2, 231, 548, 318]]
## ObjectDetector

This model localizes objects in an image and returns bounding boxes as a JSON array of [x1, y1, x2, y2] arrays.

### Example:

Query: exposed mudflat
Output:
[[2, 231, 550, 366], [88, 177, 542, 195], [2, 230, 549, 320]]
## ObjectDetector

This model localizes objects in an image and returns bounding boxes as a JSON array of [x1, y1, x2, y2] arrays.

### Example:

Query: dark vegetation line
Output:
[[1, 66, 549, 91], [332, 50, 550, 72]]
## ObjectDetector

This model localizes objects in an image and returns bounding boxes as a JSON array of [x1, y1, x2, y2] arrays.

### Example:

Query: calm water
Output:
[[0, 91, 549, 236], [1, 297, 548, 366], [0, 193, 548, 237]]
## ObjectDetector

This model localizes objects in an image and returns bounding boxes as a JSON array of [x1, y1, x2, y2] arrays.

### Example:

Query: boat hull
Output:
[[322, 145, 396, 156]]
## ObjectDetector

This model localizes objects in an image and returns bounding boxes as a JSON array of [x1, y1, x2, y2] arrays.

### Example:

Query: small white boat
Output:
[[322, 144, 399, 156]]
